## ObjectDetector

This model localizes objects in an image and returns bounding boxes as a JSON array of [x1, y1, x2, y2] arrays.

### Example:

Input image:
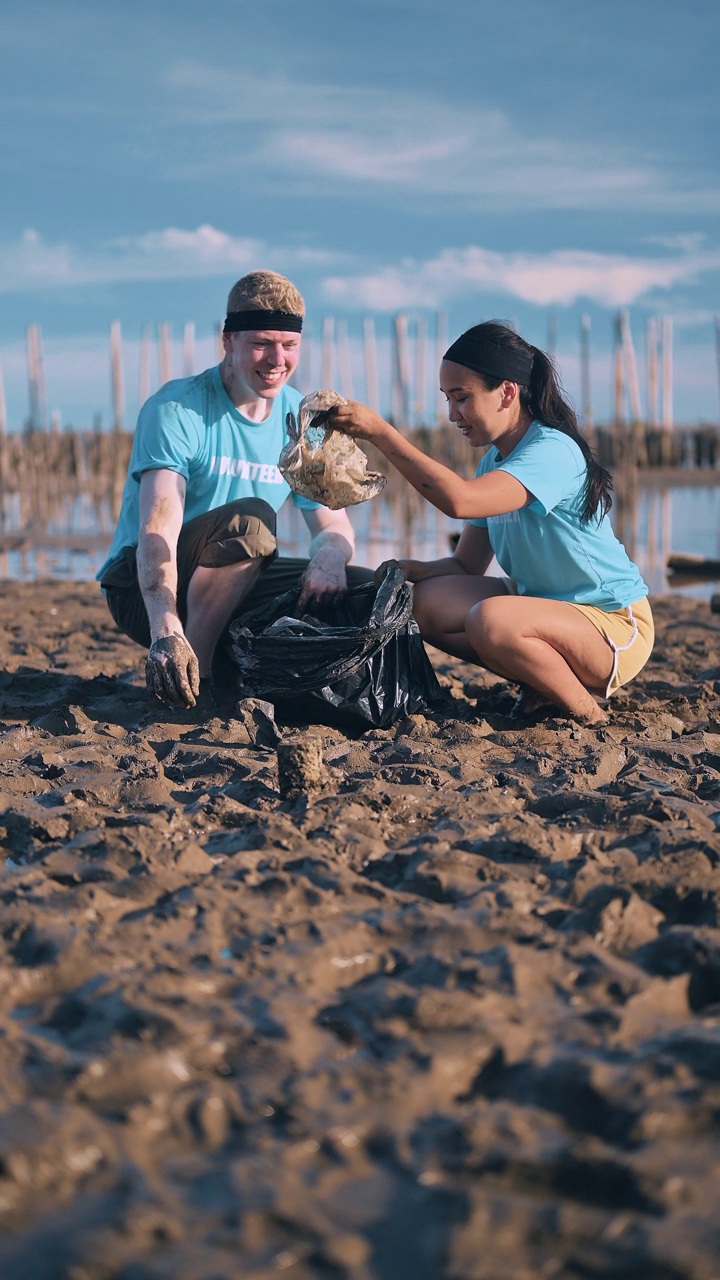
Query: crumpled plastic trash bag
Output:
[[228, 563, 446, 730], [278, 389, 387, 509]]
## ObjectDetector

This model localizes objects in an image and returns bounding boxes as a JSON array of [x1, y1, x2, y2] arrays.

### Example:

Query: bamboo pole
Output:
[[435, 311, 448, 423], [661, 315, 673, 432], [392, 313, 411, 427], [546, 311, 557, 360], [321, 317, 335, 389], [646, 316, 659, 428], [25, 326, 36, 433], [26, 323, 48, 434], [110, 320, 125, 432], [613, 313, 625, 430], [414, 315, 426, 426], [0, 357, 6, 437], [36, 324, 48, 432], [715, 315, 720, 422], [139, 324, 153, 408], [612, 313, 634, 550], [619, 309, 643, 425], [579, 314, 592, 430], [182, 322, 195, 377], [336, 318, 354, 400], [159, 323, 172, 385], [620, 308, 648, 466], [295, 322, 311, 394], [391, 315, 403, 425], [363, 317, 379, 413]]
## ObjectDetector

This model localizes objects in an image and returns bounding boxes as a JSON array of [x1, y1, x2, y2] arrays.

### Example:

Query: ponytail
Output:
[[449, 322, 613, 523], [523, 345, 612, 523]]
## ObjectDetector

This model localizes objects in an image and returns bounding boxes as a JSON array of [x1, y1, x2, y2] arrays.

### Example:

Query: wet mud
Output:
[[0, 581, 718, 1279]]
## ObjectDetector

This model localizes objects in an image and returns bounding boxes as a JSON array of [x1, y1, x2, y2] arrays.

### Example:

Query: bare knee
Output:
[[411, 580, 436, 636], [465, 597, 513, 653]]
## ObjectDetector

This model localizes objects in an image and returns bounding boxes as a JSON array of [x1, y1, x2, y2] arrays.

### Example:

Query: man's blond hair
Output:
[[226, 271, 305, 316]]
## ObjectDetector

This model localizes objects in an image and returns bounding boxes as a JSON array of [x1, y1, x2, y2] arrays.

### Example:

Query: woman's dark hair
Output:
[[451, 321, 612, 523]]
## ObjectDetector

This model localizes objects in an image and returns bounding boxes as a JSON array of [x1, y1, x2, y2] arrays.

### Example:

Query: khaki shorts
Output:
[[568, 596, 654, 696], [101, 498, 373, 650], [500, 579, 654, 698]]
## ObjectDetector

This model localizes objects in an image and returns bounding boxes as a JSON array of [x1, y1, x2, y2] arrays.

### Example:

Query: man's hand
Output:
[[298, 544, 348, 610], [145, 634, 201, 707]]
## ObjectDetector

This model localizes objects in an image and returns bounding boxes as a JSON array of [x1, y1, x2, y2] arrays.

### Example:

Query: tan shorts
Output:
[[568, 596, 654, 696], [499, 579, 654, 698]]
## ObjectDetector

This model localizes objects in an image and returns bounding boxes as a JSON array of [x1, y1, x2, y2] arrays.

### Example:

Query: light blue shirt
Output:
[[469, 421, 648, 608], [99, 365, 319, 580]]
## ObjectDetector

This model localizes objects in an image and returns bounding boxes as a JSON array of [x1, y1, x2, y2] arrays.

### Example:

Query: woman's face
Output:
[[439, 360, 509, 448]]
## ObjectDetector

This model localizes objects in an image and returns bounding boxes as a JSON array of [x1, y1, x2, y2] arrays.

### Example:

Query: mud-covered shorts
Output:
[[100, 498, 373, 649]]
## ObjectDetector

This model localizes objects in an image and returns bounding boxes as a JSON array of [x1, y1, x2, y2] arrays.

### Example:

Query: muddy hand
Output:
[[146, 634, 201, 707], [298, 553, 348, 609]]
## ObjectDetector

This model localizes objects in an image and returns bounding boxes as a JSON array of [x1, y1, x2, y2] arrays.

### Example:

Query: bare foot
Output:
[[570, 703, 608, 726], [510, 685, 556, 720], [511, 684, 608, 726]]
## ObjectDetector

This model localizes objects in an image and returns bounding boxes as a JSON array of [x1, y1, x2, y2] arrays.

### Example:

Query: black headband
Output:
[[223, 309, 303, 333], [443, 333, 533, 384]]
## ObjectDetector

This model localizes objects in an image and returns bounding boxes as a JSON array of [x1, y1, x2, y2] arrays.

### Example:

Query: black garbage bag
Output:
[[227, 565, 446, 731]]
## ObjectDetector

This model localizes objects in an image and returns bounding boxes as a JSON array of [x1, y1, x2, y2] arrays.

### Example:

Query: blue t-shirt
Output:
[[99, 365, 319, 580], [469, 421, 648, 608]]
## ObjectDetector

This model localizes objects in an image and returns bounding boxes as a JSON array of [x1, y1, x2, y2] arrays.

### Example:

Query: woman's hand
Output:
[[374, 558, 413, 585], [331, 401, 391, 444], [373, 558, 439, 584]]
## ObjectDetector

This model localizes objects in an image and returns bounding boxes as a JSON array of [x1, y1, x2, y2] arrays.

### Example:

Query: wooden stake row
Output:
[[8, 310, 715, 439]]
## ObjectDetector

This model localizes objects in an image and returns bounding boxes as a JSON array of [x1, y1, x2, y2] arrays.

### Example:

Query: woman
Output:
[[331, 321, 653, 725]]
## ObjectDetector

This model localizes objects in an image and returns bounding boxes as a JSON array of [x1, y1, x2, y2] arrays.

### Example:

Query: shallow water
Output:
[[322, 481, 720, 602], [2, 480, 720, 600]]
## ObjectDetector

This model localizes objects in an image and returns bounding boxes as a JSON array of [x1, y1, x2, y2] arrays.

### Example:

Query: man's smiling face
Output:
[[222, 329, 302, 403]]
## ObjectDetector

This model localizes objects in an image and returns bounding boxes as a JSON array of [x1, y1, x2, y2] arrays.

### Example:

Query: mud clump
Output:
[[276, 735, 327, 798]]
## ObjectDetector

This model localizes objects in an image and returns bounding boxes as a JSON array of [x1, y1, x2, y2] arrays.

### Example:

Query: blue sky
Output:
[[1, 0, 719, 430]]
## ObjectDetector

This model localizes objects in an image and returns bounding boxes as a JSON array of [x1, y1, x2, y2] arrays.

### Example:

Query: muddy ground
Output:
[[0, 581, 718, 1280]]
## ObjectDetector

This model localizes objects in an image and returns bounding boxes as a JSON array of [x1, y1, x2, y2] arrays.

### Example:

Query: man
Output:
[[98, 270, 369, 709]]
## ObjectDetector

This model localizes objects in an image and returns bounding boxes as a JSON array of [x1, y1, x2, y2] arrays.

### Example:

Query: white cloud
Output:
[[160, 62, 720, 215], [322, 245, 720, 311], [0, 221, 359, 296], [0, 226, 270, 292], [4, 222, 719, 319], [121, 225, 260, 267], [645, 232, 708, 254]]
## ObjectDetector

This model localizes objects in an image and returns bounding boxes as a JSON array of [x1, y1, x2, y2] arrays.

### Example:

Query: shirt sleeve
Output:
[[291, 491, 323, 511], [131, 396, 202, 483], [496, 429, 586, 515]]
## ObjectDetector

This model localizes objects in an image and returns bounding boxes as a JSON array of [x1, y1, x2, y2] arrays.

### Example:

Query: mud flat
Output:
[[0, 581, 718, 1279]]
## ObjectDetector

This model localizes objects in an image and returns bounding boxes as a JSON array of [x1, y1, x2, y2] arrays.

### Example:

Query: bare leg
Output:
[[411, 575, 614, 723], [412, 575, 510, 660], [184, 558, 265, 678], [464, 595, 613, 724]]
